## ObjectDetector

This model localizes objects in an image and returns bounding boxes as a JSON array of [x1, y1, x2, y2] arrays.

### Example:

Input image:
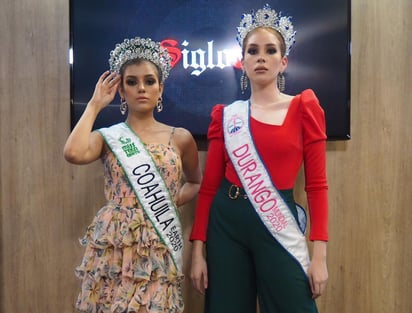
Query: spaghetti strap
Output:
[[168, 127, 176, 145]]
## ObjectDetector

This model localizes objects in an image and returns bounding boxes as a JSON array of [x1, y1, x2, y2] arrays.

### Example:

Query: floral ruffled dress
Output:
[[75, 142, 184, 313]]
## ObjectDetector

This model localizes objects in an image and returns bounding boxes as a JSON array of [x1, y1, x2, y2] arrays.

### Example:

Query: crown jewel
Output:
[[109, 37, 172, 81], [236, 4, 296, 55]]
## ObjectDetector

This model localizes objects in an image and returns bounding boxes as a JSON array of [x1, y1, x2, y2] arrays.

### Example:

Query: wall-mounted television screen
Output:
[[70, 0, 351, 141]]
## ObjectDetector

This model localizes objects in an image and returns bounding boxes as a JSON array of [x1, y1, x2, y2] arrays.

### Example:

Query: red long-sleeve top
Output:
[[190, 89, 328, 242]]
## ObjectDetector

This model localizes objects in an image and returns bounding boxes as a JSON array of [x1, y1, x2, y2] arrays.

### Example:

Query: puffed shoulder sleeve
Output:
[[301, 89, 329, 241], [301, 89, 327, 144], [190, 104, 226, 241], [207, 104, 225, 141]]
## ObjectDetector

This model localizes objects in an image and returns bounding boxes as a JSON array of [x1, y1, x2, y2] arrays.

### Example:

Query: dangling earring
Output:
[[277, 72, 285, 92], [120, 98, 128, 115], [240, 71, 249, 94], [157, 97, 163, 112]]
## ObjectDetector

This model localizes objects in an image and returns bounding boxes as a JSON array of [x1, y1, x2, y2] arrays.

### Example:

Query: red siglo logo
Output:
[[161, 39, 182, 68]]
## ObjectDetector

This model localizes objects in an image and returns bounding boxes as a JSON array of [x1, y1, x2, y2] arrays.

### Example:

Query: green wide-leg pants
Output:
[[205, 179, 318, 313]]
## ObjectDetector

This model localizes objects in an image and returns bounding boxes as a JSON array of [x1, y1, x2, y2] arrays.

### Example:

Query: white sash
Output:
[[223, 101, 310, 274], [99, 123, 183, 272]]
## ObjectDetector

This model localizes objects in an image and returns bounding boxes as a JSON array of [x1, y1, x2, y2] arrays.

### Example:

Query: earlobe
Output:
[[281, 56, 288, 71]]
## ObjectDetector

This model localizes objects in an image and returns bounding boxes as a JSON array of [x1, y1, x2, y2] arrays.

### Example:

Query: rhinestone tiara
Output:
[[108, 37, 172, 81], [236, 4, 296, 56]]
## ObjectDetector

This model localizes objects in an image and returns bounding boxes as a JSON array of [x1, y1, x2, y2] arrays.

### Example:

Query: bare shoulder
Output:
[[168, 127, 197, 156], [172, 127, 196, 147]]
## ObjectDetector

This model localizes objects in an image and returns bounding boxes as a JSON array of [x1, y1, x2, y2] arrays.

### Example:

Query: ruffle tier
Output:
[[75, 201, 184, 313]]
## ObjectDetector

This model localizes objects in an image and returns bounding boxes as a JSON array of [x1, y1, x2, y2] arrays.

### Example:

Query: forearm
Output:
[[191, 240, 205, 258], [63, 102, 101, 163], [176, 181, 200, 207], [311, 240, 327, 262]]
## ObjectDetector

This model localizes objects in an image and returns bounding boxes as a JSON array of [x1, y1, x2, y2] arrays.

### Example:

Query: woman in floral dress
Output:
[[64, 37, 202, 313]]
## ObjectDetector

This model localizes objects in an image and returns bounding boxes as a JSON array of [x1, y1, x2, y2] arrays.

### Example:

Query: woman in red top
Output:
[[190, 5, 328, 313]]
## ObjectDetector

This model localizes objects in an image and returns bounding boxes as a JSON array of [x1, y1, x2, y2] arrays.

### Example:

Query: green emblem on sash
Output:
[[119, 136, 140, 157]]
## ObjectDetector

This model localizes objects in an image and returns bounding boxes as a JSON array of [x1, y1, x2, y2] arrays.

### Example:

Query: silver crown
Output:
[[236, 4, 296, 56], [109, 37, 172, 81]]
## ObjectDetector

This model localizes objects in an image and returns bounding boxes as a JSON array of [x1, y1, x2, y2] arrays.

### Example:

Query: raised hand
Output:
[[89, 71, 121, 112]]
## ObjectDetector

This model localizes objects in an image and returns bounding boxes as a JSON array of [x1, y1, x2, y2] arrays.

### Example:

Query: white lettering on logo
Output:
[[181, 40, 241, 76]]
